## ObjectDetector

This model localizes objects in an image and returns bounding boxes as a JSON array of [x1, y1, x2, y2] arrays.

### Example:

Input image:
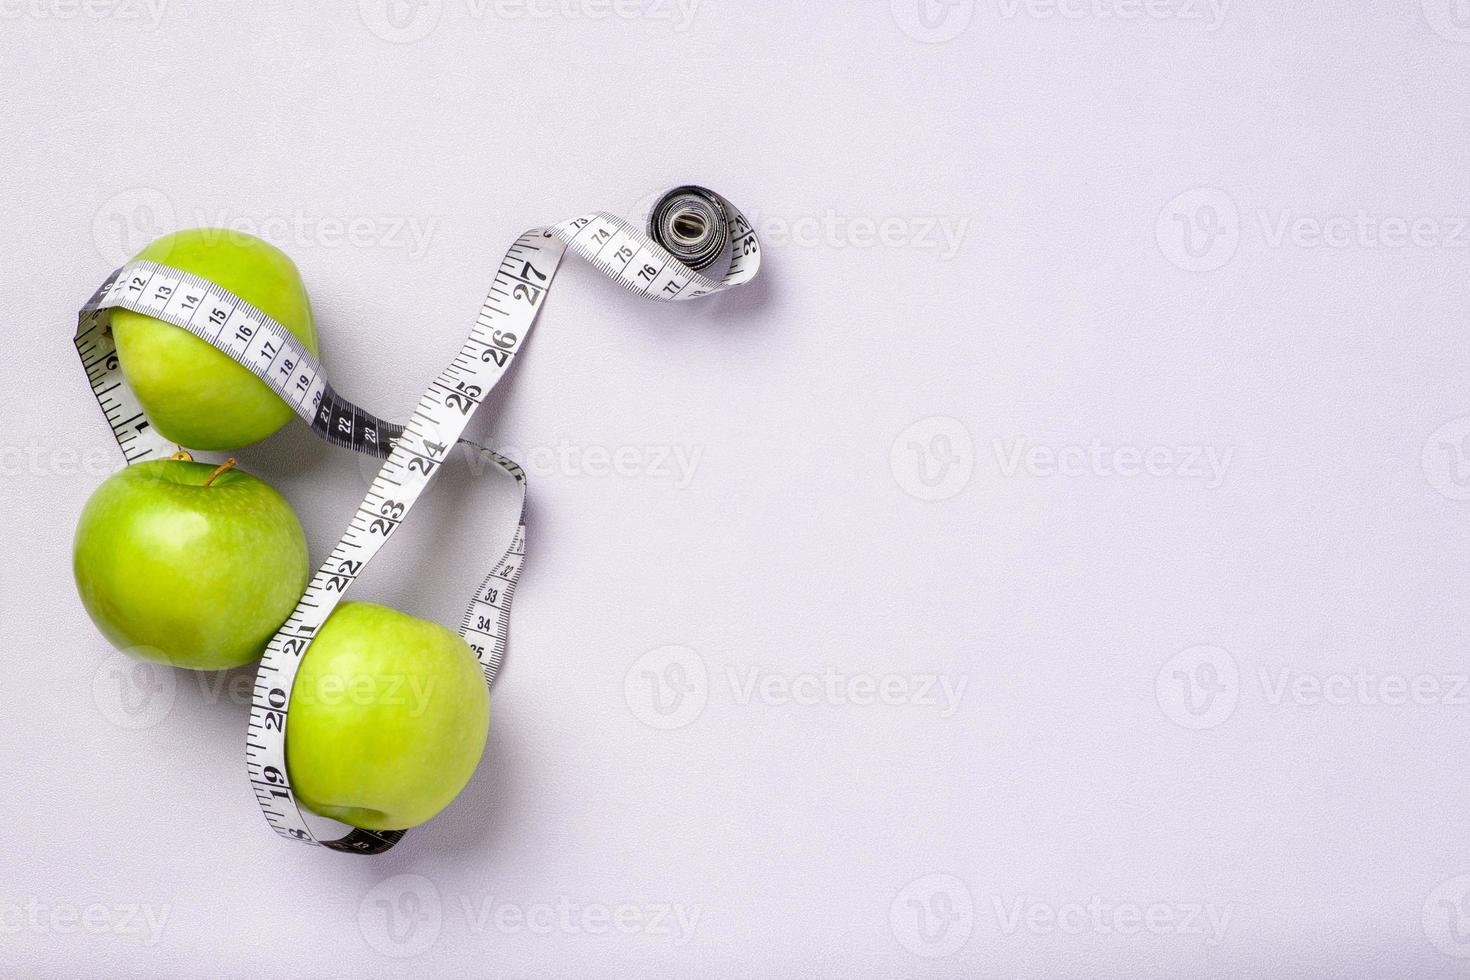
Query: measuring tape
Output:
[[74, 186, 761, 854]]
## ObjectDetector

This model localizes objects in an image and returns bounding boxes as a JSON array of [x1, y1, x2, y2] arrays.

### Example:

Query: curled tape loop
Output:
[[74, 187, 760, 854]]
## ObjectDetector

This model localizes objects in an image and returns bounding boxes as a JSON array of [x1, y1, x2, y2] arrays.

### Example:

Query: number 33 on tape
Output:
[[74, 187, 762, 854]]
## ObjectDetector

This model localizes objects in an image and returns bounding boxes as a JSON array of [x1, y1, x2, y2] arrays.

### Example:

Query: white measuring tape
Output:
[[74, 187, 761, 853]]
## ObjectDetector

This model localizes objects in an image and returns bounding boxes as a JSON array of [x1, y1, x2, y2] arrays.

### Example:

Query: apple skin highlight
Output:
[[72, 458, 310, 670], [285, 602, 491, 831]]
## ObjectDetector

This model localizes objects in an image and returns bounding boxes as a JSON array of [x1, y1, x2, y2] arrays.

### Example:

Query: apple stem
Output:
[[202, 457, 238, 487], [169, 450, 194, 463]]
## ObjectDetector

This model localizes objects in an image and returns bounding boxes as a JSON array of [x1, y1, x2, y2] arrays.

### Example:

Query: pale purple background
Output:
[[4, 1, 1470, 977]]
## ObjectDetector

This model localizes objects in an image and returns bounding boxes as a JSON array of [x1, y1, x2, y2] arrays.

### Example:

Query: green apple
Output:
[[287, 602, 490, 830], [73, 458, 309, 670], [113, 229, 318, 451]]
